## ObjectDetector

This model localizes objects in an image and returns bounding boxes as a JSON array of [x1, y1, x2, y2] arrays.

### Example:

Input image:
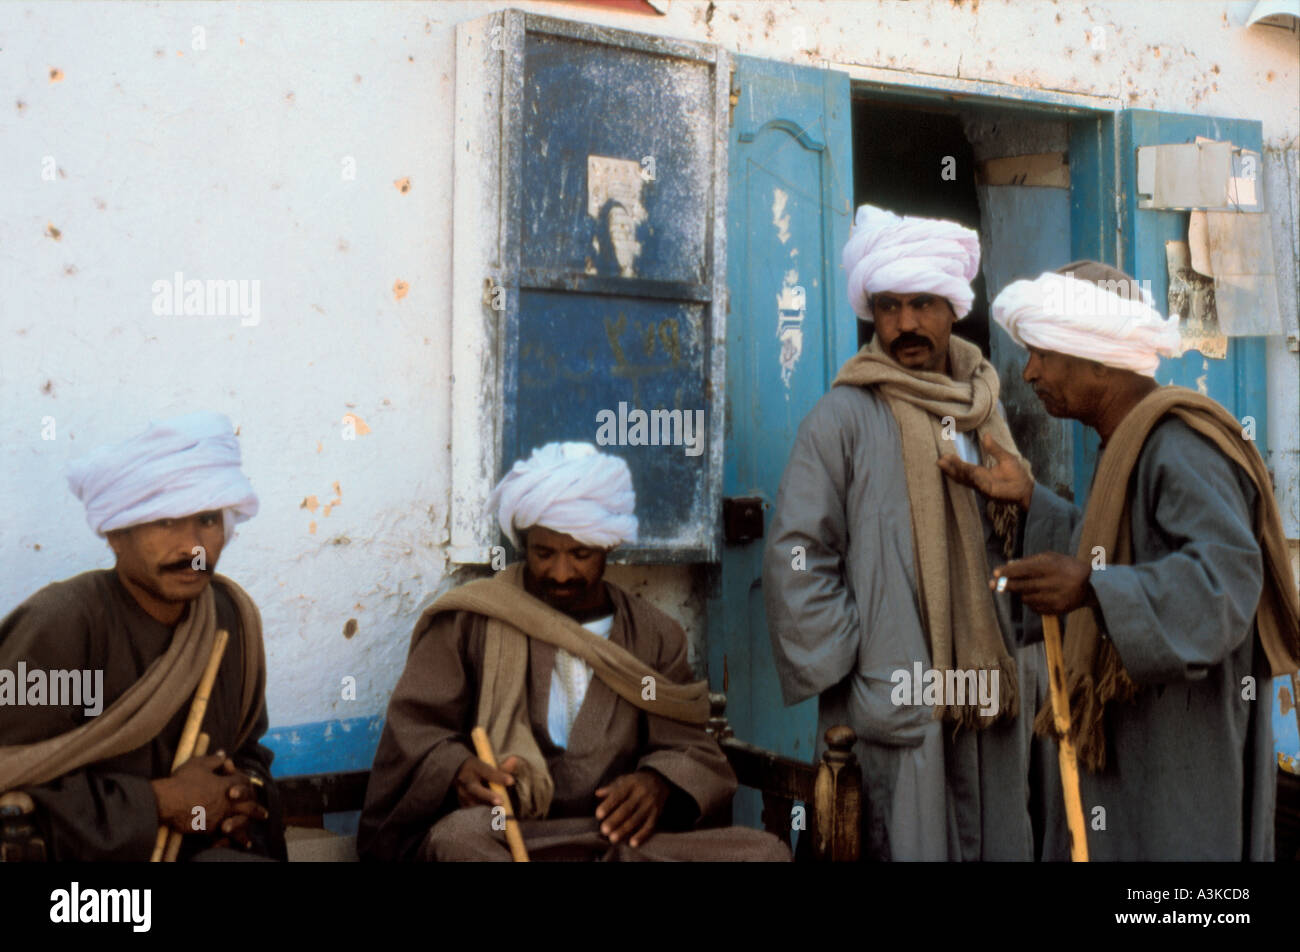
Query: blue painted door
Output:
[[1070, 110, 1270, 503], [707, 56, 855, 825]]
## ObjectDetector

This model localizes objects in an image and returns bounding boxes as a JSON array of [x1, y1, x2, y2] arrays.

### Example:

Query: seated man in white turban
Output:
[[764, 204, 1046, 860], [940, 260, 1299, 860], [358, 442, 789, 862], [0, 412, 283, 861]]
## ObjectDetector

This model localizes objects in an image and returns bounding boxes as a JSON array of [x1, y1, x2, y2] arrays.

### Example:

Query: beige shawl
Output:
[[833, 334, 1026, 728], [1034, 386, 1300, 771], [419, 564, 710, 818]]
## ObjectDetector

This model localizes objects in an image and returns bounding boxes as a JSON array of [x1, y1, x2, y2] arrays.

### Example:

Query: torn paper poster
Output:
[[1191, 210, 1286, 336], [1167, 240, 1225, 359], [1138, 141, 1232, 209], [587, 155, 648, 278]]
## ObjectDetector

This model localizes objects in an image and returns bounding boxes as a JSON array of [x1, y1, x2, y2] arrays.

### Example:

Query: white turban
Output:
[[489, 442, 637, 550], [992, 271, 1181, 377], [67, 411, 259, 537], [842, 204, 981, 321]]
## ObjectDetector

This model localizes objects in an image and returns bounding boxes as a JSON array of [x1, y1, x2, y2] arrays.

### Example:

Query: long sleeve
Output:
[[1089, 419, 1263, 683], [763, 391, 864, 705], [636, 619, 736, 825], [0, 583, 159, 861], [356, 612, 478, 862]]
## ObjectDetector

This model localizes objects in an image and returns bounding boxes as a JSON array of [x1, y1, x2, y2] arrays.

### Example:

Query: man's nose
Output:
[[897, 306, 920, 332], [547, 557, 578, 583], [1022, 355, 1039, 383]]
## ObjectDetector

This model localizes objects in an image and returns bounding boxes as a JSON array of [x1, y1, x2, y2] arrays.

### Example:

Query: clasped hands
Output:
[[151, 751, 268, 850], [937, 432, 1095, 616], [455, 754, 671, 848]]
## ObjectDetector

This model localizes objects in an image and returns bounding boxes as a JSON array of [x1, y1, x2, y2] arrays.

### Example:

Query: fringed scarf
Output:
[[834, 335, 1028, 728]]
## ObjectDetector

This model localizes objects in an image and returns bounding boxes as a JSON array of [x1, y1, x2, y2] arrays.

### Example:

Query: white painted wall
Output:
[[2, 1, 1296, 737]]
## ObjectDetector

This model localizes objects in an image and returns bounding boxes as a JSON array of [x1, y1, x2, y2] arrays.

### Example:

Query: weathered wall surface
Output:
[[2, 1, 1295, 765]]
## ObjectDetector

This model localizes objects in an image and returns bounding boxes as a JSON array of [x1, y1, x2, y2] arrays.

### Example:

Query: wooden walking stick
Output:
[[470, 727, 529, 862], [1042, 614, 1089, 862], [150, 628, 229, 862], [161, 732, 209, 862]]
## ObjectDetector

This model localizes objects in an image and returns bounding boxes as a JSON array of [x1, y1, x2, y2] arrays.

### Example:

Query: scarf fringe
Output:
[[1033, 645, 1141, 774], [987, 499, 1020, 560], [940, 657, 1020, 732]]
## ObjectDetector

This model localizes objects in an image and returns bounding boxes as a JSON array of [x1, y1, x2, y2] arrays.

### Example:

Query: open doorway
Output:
[[852, 100, 991, 355], [851, 95, 1078, 500]]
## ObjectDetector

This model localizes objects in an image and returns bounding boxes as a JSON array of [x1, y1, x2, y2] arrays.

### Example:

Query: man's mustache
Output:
[[891, 333, 932, 355], [161, 559, 209, 573], [541, 580, 586, 594]]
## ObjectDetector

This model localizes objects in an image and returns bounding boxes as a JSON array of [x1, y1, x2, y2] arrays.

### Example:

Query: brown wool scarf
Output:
[[1032, 386, 1300, 772], [0, 575, 264, 792], [833, 334, 1026, 728], [418, 563, 710, 819]]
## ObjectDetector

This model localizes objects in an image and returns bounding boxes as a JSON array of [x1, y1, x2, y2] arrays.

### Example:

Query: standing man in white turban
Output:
[[359, 442, 788, 861], [0, 411, 283, 861], [941, 260, 1300, 860], [764, 205, 1045, 860]]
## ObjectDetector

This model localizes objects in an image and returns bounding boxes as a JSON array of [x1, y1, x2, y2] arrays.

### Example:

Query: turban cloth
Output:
[[992, 271, 1181, 377], [67, 411, 259, 537], [842, 204, 981, 321], [489, 442, 637, 550]]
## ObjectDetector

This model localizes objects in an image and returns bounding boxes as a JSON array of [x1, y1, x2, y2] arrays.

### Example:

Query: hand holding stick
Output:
[[470, 727, 529, 862], [160, 732, 210, 862], [150, 629, 229, 862]]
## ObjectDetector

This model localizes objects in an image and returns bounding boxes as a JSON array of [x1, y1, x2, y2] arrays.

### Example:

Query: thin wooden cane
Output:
[[161, 732, 210, 862], [470, 727, 529, 862], [1042, 614, 1089, 862], [150, 629, 229, 862]]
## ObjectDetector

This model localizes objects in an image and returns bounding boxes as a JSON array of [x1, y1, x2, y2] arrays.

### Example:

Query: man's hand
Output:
[[453, 754, 520, 809], [937, 433, 1033, 510], [594, 770, 671, 848], [151, 751, 268, 840], [991, 552, 1094, 615]]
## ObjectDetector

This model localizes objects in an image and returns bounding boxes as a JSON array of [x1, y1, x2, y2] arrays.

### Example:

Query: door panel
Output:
[[1068, 110, 1270, 504], [708, 55, 853, 827]]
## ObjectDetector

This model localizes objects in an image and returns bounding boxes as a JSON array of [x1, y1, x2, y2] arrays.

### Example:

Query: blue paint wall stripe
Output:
[[264, 715, 385, 777]]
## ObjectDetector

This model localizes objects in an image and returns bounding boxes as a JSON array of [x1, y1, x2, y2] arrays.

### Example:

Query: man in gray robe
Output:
[[359, 442, 789, 862], [764, 205, 1047, 860], [941, 261, 1299, 859]]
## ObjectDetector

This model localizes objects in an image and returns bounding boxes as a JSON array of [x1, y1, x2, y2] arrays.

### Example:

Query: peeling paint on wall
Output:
[[772, 187, 791, 244]]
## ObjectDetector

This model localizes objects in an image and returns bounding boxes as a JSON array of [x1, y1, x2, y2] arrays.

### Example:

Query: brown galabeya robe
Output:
[[357, 580, 789, 861], [0, 570, 284, 861]]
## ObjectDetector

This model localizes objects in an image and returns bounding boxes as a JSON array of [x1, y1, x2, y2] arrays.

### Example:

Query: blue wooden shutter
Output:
[[496, 12, 731, 562], [1070, 110, 1270, 503], [707, 55, 854, 825]]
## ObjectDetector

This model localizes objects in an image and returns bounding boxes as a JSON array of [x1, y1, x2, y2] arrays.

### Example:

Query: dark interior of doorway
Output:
[[851, 99, 990, 358]]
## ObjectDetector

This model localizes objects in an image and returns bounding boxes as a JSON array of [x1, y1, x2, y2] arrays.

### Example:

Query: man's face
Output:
[[107, 511, 225, 615], [521, 525, 608, 617], [1021, 347, 1099, 419], [871, 292, 957, 372]]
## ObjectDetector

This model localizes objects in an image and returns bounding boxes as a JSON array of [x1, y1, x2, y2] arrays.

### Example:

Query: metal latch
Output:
[[722, 497, 764, 545]]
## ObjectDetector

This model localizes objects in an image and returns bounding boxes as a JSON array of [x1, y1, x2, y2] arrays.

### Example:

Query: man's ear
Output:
[[104, 528, 127, 557]]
